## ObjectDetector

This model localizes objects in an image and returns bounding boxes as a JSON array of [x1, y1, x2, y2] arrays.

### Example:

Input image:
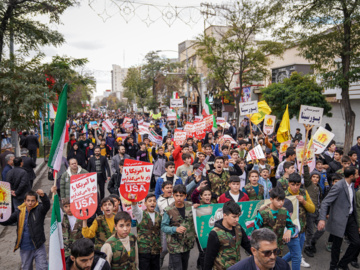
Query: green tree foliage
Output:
[[262, 72, 332, 120], [97, 93, 127, 111], [271, 0, 360, 152], [196, 1, 285, 126]]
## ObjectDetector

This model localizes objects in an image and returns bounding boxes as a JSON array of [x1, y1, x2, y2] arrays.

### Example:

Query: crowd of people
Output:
[[1, 109, 360, 270]]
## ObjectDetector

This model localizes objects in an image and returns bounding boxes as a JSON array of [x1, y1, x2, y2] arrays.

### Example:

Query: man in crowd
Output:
[[21, 130, 39, 163]]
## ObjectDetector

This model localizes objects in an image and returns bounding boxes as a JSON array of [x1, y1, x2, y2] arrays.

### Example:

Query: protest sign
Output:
[[299, 105, 323, 125], [194, 115, 203, 122], [170, 99, 183, 108], [279, 140, 291, 161], [194, 196, 300, 249], [195, 156, 210, 176], [167, 112, 177, 121], [89, 121, 98, 129], [263, 115, 276, 135], [149, 129, 163, 145], [174, 129, 187, 147], [141, 122, 150, 128], [184, 122, 195, 138], [120, 194, 147, 219], [122, 117, 131, 128], [117, 133, 128, 140], [239, 101, 258, 116], [124, 123, 134, 130], [138, 126, 151, 135], [246, 144, 265, 162], [216, 117, 226, 125], [70, 173, 98, 220], [102, 119, 114, 132], [312, 127, 335, 154], [119, 159, 153, 202], [296, 142, 315, 173], [194, 121, 206, 140], [203, 115, 214, 132], [221, 135, 237, 145], [0, 181, 11, 221], [138, 119, 144, 125]]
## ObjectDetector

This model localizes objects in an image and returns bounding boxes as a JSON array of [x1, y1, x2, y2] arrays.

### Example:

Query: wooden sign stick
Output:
[[299, 124, 314, 176], [249, 114, 254, 148]]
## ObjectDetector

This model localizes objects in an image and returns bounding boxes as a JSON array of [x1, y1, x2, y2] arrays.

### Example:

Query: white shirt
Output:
[[239, 171, 246, 190], [131, 203, 156, 224], [68, 215, 77, 231], [346, 181, 354, 214], [229, 191, 240, 202]]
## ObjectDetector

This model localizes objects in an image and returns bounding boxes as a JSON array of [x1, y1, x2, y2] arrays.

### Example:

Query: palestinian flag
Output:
[[202, 96, 217, 129], [49, 193, 66, 270], [48, 84, 69, 172]]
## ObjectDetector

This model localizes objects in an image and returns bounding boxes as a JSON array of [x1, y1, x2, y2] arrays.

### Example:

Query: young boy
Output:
[[155, 161, 182, 199], [238, 158, 247, 190], [215, 144, 231, 158], [349, 150, 359, 169], [314, 160, 330, 196], [242, 170, 265, 201], [335, 155, 352, 177], [255, 187, 297, 258], [161, 184, 196, 270], [204, 201, 252, 270], [61, 198, 83, 257], [258, 168, 273, 199], [229, 150, 239, 167], [136, 142, 149, 162], [218, 176, 249, 203], [191, 182, 212, 204], [109, 194, 122, 213], [283, 173, 315, 268], [0, 188, 51, 270], [176, 153, 193, 184], [101, 212, 137, 269], [277, 161, 295, 191], [132, 194, 162, 270], [237, 140, 247, 159], [82, 197, 115, 251]]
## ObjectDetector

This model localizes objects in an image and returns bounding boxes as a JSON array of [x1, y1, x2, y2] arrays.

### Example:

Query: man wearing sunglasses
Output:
[[228, 228, 291, 270]]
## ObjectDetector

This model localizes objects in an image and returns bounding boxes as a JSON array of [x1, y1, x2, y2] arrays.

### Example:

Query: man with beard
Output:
[[87, 147, 111, 200], [110, 145, 129, 174], [66, 238, 110, 270], [318, 167, 360, 270]]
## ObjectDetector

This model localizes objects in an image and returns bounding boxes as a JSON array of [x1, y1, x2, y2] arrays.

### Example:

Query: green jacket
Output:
[[303, 165, 320, 211], [62, 214, 83, 257], [105, 233, 136, 270], [137, 211, 162, 254], [60, 167, 88, 199]]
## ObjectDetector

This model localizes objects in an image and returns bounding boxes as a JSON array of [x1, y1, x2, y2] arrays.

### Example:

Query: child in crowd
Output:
[[237, 140, 247, 159], [108, 160, 124, 196], [229, 150, 239, 167], [238, 158, 247, 189], [314, 160, 330, 196], [101, 212, 137, 269], [277, 161, 295, 191], [109, 194, 122, 213], [191, 181, 210, 204], [349, 150, 359, 169], [218, 176, 249, 203], [161, 184, 196, 270], [258, 168, 273, 199], [176, 153, 193, 184], [335, 155, 352, 177], [136, 142, 149, 162], [242, 170, 264, 200], [155, 161, 182, 199], [82, 197, 115, 251], [132, 194, 162, 270], [204, 201, 252, 270]]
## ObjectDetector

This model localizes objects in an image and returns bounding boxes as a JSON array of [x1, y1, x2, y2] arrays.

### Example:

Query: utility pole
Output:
[[186, 48, 189, 121]]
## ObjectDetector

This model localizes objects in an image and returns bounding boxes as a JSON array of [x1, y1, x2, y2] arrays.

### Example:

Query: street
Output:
[[0, 161, 356, 269]]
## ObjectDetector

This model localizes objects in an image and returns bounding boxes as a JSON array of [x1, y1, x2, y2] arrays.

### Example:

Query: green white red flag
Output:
[[49, 193, 66, 270], [202, 96, 217, 129]]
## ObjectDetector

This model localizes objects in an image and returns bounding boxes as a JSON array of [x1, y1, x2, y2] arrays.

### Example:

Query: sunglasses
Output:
[[258, 248, 281, 257]]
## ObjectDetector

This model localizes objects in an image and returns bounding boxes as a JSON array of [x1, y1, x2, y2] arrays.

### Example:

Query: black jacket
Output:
[[87, 156, 110, 180], [21, 135, 39, 150], [21, 156, 36, 181], [0, 193, 50, 251], [204, 219, 252, 270], [124, 137, 139, 158], [65, 250, 111, 270], [67, 143, 87, 169], [108, 169, 122, 195], [228, 256, 291, 270], [6, 167, 30, 201], [327, 160, 342, 180]]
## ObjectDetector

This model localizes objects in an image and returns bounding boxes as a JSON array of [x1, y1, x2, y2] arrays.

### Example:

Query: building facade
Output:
[[111, 64, 128, 100]]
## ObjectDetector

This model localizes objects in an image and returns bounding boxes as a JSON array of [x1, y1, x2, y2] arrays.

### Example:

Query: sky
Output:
[[37, 0, 225, 99]]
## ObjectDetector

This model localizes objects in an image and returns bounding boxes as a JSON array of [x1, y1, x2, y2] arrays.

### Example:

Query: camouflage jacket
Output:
[[208, 170, 230, 199], [62, 214, 83, 257], [277, 177, 289, 191], [95, 214, 115, 251], [213, 223, 243, 270], [285, 188, 307, 233], [259, 203, 287, 252], [137, 211, 162, 254], [244, 183, 264, 201], [105, 233, 136, 270], [165, 201, 195, 254]]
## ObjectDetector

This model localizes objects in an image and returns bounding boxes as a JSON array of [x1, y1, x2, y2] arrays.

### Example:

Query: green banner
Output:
[[193, 196, 299, 250]]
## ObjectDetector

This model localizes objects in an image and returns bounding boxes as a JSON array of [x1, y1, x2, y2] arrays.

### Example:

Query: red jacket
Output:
[[173, 145, 194, 171], [218, 190, 249, 203]]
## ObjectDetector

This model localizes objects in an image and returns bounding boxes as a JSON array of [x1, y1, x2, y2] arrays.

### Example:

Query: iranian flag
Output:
[[171, 92, 180, 119], [202, 96, 217, 129], [49, 193, 66, 270], [48, 84, 69, 173]]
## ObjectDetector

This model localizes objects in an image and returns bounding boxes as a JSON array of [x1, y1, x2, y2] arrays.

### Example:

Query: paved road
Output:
[[0, 162, 357, 269]]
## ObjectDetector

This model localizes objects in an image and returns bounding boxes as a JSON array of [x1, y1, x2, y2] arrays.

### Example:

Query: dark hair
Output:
[[270, 186, 285, 200], [215, 156, 224, 162], [285, 148, 296, 158], [13, 157, 22, 167], [316, 160, 323, 165], [108, 194, 120, 202], [119, 160, 125, 166], [100, 197, 115, 207], [221, 145, 230, 151], [249, 170, 259, 177], [199, 186, 211, 196], [182, 144, 189, 149], [229, 175, 240, 183], [250, 228, 277, 249], [283, 161, 294, 171], [230, 150, 239, 155], [71, 238, 94, 258], [114, 211, 132, 225], [162, 181, 173, 189], [173, 184, 187, 195], [145, 193, 156, 201], [24, 190, 38, 201], [328, 140, 336, 148], [204, 144, 212, 149], [186, 137, 193, 142], [331, 173, 343, 182], [193, 163, 201, 170], [296, 128, 300, 131], [222, 156, 229, 161], [223, 200, 241, 215], [288, 173, 301, 183], [198, 152, 206, 157], [335, 149, 343, 155], [182, 153, 191, 161], [94, 146, 101, 151], [139, 142, 145, 147], [260, 168, 270, 173], [165, 161, 175, 169], [344, 167, 356, 178], [341, 156, 351, 163], [348, 150, 357, 157], [239, 140, 247, 145]]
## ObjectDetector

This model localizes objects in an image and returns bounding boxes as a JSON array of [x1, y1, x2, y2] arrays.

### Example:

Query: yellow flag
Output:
[[152, 112, 162, 119], [250, 100, 272, 125], [277, 104, 290, 143]]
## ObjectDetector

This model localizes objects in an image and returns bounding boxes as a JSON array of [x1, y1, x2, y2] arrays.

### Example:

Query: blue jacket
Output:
[[258, 177, 273, 200], [155, 173, 182, 199], [2, 164, 12, 181]]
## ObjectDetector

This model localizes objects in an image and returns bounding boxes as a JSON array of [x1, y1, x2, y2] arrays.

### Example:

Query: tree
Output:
[[196, 1, 285, 126], [99, 93, 127, 111], [272, 0, 360, 152], [261, 72, 332, 120]]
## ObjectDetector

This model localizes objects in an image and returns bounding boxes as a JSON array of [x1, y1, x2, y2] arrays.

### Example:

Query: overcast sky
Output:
[[38, 0, 225, 98]]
